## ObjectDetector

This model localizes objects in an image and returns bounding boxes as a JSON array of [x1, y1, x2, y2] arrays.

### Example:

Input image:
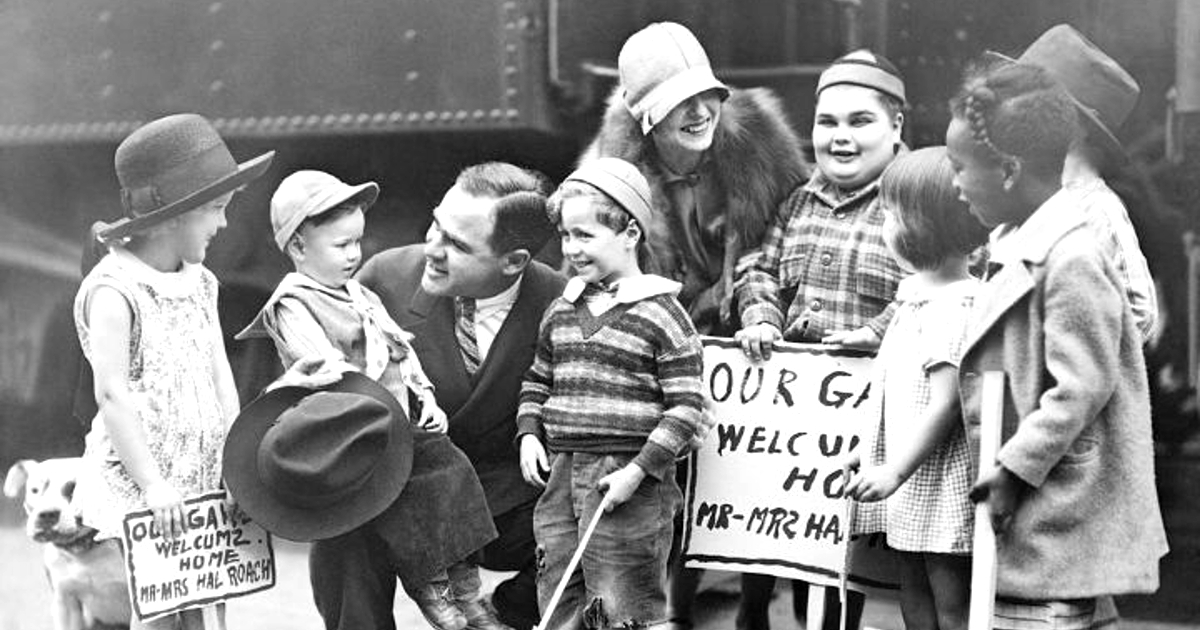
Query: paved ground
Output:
[[3, 454, 1198, 630]]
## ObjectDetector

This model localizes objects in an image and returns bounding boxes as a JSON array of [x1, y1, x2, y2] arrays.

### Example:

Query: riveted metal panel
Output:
[[0, 0, 556, 145]]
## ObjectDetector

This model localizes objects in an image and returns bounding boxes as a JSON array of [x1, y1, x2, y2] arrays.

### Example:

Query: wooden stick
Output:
[[840, 497, 857, 630], [806, 583, 828, 630], [968, 371, 1005, 630], [535, 497, 609, 630]]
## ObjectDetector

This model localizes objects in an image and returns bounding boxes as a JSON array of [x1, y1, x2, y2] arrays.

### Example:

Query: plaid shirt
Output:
[[736, 171, 904, 339]]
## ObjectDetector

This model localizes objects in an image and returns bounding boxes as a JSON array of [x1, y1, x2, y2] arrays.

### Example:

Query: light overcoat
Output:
[[958, 197, 1167, 599]]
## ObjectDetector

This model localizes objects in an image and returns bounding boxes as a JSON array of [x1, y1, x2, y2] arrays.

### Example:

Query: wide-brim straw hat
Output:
[[96, 113, 274, 243], [223, 372, 414, 542], [987, 24, 1140, 159]]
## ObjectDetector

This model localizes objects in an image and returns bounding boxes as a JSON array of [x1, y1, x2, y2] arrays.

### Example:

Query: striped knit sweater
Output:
[[516, 275, 710, 480]]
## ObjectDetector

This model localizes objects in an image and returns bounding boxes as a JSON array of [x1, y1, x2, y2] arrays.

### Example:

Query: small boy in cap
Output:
[[239, 170, 507, 630], [516, 157, 712, 630], [239, 169, 445, 431]]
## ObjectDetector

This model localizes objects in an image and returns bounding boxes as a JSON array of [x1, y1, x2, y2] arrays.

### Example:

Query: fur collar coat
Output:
[[580, 86, 809, 333]]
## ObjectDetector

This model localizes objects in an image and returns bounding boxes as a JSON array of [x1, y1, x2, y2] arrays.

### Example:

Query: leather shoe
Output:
[[491, 571, 540, 630], [411, 579, 468, 630], [460, 597, 512, 630]]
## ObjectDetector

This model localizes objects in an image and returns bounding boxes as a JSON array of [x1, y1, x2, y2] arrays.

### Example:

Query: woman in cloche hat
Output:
[[72, 113, 273, 629], [580, 22, 808, 336]]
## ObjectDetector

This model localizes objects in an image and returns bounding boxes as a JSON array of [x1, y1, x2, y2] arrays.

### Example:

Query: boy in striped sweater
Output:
[[516, 158, 711, 630]]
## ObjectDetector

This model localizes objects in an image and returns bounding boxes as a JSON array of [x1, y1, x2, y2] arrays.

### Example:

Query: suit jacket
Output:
[[358, 245, 565, 516], [958, 196, 1167, 599]]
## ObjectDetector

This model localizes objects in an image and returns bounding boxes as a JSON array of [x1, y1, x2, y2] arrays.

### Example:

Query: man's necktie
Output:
[[455, 297, 481, 375]]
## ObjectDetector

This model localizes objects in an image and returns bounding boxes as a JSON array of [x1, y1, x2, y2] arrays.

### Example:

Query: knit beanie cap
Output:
[[565, 158, 654, 233], [816, 49, 907, 106], [618, 22, 730, 135]]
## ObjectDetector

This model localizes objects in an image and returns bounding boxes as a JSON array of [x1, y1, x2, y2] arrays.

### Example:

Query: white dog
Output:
[[4, 458, 131, 630]]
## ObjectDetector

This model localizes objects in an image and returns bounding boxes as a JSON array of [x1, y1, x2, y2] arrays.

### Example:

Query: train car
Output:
[[2, 0, 1196, 474]]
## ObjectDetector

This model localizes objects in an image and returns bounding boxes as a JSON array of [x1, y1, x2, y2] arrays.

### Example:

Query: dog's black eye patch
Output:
[[62, 480, 76, 500]]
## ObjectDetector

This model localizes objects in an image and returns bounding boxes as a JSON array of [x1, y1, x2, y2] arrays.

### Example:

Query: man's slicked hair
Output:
[[455, 162, 556, 256]]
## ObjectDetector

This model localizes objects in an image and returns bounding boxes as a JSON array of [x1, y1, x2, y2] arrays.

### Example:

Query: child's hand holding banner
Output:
[[122, 490, 275, 621], [682, 338, 899, 592]]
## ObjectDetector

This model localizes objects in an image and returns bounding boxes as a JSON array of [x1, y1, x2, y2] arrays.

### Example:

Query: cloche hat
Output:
[[987, 24, 1140, 158], [271, 170, 379, 251], [96, 113, 274, 243], [618, 22, 729, 135], [223, 372, 414, 542]]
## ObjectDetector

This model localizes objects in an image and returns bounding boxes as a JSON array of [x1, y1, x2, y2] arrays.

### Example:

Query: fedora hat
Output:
[[96, 113, 275, 243], [223, 372, 414, 542], [988, 24, 1140, 158]]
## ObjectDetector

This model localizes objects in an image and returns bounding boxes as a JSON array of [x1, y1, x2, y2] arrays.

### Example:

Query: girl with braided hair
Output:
[[947, 62, 1167, 629]]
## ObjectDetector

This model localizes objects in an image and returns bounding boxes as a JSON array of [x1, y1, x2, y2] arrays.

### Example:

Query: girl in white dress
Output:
[[74, 114, 272, 629]]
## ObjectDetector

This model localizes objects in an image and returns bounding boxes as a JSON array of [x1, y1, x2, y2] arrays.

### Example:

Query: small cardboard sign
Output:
[[122, 491, 275, 620], [682, 338, 899, 592]]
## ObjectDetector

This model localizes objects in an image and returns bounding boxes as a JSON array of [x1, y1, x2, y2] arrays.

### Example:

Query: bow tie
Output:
[[588, 281, 620, 296]]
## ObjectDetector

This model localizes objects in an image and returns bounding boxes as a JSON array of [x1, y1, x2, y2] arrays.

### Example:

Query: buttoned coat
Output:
[[358, 245, 565, 517], [958, 203, 1167, 599]]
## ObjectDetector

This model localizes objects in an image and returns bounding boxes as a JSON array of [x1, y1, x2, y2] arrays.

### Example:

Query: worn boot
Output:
[[448, 561, 513, 630], [410, 574, 469, 630]]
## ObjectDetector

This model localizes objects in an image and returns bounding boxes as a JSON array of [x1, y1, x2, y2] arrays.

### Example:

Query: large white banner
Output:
[[682, 338, 898, 591], [122, 491, 276, 621]]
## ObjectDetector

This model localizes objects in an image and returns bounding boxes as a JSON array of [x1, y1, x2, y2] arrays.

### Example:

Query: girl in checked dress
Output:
[[845, 146, 988, 630]]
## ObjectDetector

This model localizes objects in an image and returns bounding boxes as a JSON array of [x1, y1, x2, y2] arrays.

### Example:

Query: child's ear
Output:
[[1000, 157, 1022, 192], [286, 234, 305, 258], [500, 249, 532, 276], [625, 220, 643, 247], [891, 111, 905, 149]]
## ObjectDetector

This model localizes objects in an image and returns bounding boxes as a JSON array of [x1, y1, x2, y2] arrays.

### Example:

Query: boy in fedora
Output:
[[73, 113, 273, 629], [517, 158, 711, 630], [985, 24, 1158, 343], [236, 170, 504, 630]]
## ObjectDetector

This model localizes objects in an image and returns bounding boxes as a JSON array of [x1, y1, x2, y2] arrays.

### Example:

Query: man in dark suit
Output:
[[338, 162, 564, 630]]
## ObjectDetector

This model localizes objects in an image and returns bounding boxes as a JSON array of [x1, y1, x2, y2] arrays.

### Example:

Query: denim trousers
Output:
[[534, 451, 681, 630]]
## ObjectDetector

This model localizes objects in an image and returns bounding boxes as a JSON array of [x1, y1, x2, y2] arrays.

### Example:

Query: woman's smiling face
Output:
[[812, 84, 903, 191], [650, 89, 724, 158]]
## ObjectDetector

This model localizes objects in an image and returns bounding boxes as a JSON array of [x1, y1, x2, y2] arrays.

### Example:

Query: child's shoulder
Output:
[[622, 277, 699, 338]]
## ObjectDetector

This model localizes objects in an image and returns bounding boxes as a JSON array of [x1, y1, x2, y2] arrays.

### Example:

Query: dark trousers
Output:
[[478, 499, 540, 630], [309, 500, 540, 630], [737, 574, 865, 630]]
